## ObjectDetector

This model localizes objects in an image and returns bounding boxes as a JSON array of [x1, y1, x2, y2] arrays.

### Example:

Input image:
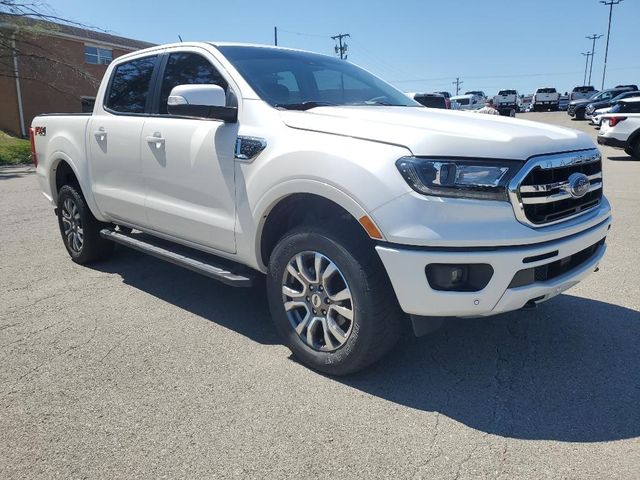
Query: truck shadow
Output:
[[90, 246, 278, 345], [338, 295, 640, 443], [91, 247, 640, 443]]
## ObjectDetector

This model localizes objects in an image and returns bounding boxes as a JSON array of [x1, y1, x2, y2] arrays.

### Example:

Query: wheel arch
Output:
[[253, 181, 384, 270]]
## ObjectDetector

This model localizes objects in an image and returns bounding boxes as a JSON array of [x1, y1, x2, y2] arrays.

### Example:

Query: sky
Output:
[[47, 0, 640, 96]]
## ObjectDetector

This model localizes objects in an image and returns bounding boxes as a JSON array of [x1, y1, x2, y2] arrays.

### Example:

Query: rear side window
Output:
[[158, 52, 228, 114], [105, 56, 157, 113], [620, 102, 640, 113]]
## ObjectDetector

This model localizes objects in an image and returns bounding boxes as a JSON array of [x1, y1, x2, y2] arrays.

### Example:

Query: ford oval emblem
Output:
[[568, 173, 590, 198]]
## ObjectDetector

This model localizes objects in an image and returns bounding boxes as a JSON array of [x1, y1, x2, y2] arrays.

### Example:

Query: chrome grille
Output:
[[508, 149, 603, 227]]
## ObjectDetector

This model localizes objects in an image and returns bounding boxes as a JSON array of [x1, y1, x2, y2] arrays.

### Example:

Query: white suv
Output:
[[598, 98, 640, 159]]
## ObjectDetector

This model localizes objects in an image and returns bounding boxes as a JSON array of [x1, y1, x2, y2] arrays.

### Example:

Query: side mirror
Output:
[[167, 84, 237, 122]]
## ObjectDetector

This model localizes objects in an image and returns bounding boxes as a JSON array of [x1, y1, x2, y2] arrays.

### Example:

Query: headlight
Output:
[[396, 157, 522, 201]]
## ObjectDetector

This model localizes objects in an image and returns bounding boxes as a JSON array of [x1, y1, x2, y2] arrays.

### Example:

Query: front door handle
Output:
[[94, 127, 106, 141], [146, 132, 165, 149]]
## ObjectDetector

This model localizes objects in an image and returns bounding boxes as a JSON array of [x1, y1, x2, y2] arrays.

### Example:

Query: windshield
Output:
[[218, 46, 418, 109]]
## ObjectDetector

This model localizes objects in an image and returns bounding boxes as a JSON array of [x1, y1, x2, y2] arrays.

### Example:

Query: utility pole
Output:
[[274, 26, 278, 46], [585, 34, 603, 85], [452, 77, 463, 95], [331, 33, 350, 59], [582, 52, 592, 86], [600, 0, 623, 89]]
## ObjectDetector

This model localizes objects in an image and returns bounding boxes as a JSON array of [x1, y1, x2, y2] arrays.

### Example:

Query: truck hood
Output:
[[280, 106, 595, 160]]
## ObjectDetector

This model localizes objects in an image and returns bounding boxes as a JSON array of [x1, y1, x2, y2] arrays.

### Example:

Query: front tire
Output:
[[57, 184, 114, 264], [575, 109, 585, 120], [267, 224, 403, 375]]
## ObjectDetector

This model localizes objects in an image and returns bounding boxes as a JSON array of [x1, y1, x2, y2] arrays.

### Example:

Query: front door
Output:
[[89, 54, 159, 226], [140, 49, 237, 253]]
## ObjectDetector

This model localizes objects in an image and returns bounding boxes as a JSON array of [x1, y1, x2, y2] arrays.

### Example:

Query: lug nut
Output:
[[309, 285, 314, 291], [319, 286, 324, 291], [322, 310, 326, 315], [312, 309, 316, 314], [325, 298, 331, 304], [306, 296, 310, 302]]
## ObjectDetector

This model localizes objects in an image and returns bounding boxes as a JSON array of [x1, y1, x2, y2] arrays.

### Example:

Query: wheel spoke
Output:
[[284, 300, 306, 312], [321, 318, 336, 350], [295, 254, 314, 284], [330, 304, 353, 321], [327, 316, 348, 344], [306, 317, 320, 347], [286, 263, 306, 287], [329, 287, 351, 303], [321, 262, 336, 290], [314, 253, 323, 283], [295, 311, 311, 335], [282, 285, 305, 299]]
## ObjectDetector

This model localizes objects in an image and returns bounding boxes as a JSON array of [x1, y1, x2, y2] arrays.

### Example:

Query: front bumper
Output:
[[376, 217, 610, 318]]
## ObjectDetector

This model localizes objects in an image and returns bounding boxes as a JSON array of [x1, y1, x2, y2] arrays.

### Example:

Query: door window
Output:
[[105, 56, 158, 113], [158, 52, 228, 114]]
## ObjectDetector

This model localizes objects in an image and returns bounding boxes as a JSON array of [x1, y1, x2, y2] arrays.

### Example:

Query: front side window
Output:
[[218, 46, 417, 108], [158, 52, 228, 114], [105, 56, 157, 113], [85, 45, 113, 65]]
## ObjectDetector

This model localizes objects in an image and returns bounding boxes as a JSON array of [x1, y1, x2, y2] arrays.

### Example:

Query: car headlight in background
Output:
[[396, 157, 522, 201]]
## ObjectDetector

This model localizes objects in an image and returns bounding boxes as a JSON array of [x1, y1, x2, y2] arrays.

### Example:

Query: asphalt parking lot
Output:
[[1, 111, 639, 479]]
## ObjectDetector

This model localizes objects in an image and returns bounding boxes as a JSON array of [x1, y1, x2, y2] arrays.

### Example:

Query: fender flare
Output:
[[247, 179, 385, 270]]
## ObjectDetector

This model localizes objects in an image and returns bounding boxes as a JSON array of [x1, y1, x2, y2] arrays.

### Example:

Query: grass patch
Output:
[[0, 131, 32, 165]]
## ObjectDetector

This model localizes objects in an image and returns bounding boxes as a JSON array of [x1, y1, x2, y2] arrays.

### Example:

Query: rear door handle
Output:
[[146, 133, 165, 148]]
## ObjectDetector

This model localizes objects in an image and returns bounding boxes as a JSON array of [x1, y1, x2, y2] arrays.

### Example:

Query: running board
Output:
[[99, 229, 253, 287]]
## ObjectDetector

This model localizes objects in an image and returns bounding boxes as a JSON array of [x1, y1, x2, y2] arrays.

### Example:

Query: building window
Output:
[[85, 45, 113, 65]]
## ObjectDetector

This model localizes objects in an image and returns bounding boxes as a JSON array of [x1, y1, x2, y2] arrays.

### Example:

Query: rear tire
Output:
[[267, 224, 404, 375], [57, 184, 114, 264], [575, 109, 585, 120], [631, 138, 640, 160]]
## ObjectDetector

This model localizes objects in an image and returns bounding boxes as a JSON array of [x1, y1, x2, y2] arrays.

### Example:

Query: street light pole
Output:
[[585, 34, 603, 85], [582, 52, 592, 86], [600, 0, 623, 89]]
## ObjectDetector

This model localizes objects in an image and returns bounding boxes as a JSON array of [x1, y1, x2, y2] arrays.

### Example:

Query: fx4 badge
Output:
[[34, 126, 47, 136]]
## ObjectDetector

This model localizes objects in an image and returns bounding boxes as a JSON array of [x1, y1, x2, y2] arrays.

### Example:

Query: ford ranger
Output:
[[31, 42, 611, 375]]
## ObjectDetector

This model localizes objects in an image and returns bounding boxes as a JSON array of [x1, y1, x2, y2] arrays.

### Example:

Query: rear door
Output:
[[89, 54, 160, 225], [140, 48, 238, 253]]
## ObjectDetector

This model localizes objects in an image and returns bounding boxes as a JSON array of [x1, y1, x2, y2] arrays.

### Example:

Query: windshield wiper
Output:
[[274, 101, 337, 111]]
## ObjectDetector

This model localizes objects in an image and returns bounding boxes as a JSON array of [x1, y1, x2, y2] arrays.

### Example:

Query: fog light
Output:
[[425, 264, 493, 292]]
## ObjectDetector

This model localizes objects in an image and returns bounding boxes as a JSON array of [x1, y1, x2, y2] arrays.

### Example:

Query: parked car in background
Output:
[[434, 91, 452, 109], [585, 90, 640, 120], [559, 96, 569, 111], [450, 93, 483, 110], [493, 89, 520, 116], [598, 98, 640, 159], [569, 86, 597, 102], [465, 90, 487, 103], [568, 86, 638, 120], [532, 88, 560, 111], [405, 92, 448, 109]]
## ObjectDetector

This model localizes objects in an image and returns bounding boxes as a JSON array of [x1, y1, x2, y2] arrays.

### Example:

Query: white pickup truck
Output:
[[532, 87, 560, 111], [31, 42, 611, 374]]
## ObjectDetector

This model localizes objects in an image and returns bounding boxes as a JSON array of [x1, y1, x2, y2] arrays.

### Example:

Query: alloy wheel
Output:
[[281, 251, 354, 352]]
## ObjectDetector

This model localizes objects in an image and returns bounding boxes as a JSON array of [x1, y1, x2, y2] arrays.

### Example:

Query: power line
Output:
[[585, 34, 603, 85], [452, 77, 463, 95], [600, 0, 624, 89], [331, 33, 350, 60]]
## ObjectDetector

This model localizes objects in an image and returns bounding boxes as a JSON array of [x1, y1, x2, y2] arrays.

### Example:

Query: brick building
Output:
[[0, 14, 153, 137]]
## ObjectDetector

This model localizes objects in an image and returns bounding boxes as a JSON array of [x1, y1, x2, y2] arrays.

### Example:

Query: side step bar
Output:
[[99, 229, 253, 287]]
